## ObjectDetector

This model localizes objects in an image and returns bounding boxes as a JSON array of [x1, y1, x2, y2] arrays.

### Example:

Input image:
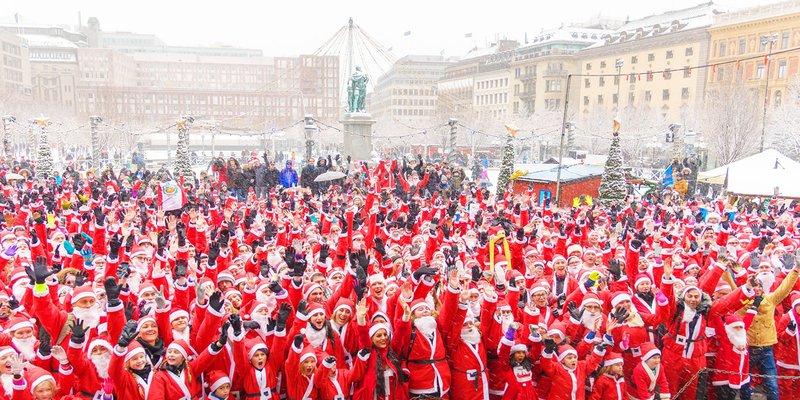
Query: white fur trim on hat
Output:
[[369, 323, 389, 338], [124, 346, 145, 363], [248, 343, 268, 360], [299, 351, 317, 364], [136, 316, 157, 332], [557, 348, 577, 361], [30, 374, 56, 394], [510, 343, 527, 353], [87, 339, 113, 355], [169, 309, 189, 322], [167, 342, 188, 359], [642, 347, 661, 361], [4, 319, 33, 333], [209, 375, 231, 393], [610, 293, 632, 308]]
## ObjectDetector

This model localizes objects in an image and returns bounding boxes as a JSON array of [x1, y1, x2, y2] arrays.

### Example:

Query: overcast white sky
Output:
[[3, 0, 780, 58]]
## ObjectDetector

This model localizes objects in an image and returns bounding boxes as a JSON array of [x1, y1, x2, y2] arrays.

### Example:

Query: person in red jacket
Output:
[[146, 334, 222, 400], [313, 350, 369, 400], [284, 335, 320, 400], [109, 321, 152, 400], [498, 324, 538, 400], [776, 291, 800, 399], [589, 352, 627, 400], [204, 370, 231, 400], [540, 337, 607, 400], [629, 342, 669, 400], [712, 308, 757, 400]]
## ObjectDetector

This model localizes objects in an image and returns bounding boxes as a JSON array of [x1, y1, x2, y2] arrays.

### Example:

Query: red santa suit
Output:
[[446, 305, 490, 400], [313, 350, 369, 400], [394, 299, 452, 397], [540, 343, 605, 400], [109, 341, 152, 400], [712, 310, 756, 390], [589, 352, 627, 400], [146, 339, 219, 400], [776, 293, 800, 399], [498, 337, 538, 400], [232, 333, 286, 400], [629, 343, 669, 400]]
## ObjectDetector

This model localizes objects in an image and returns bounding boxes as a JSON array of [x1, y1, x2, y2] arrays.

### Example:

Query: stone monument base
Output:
[[341, 112, 374, 161]]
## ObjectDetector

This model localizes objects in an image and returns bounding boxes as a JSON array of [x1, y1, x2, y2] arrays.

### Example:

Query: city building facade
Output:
[[371, 55, 451, 124]]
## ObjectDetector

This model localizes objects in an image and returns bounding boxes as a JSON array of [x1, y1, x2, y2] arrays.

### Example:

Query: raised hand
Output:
[[276, 303, 292, 332], [70, 318, 88, 343], [208, 291, 224, 312], [118, 320, 139, 347], [567, 301, 584, 322]]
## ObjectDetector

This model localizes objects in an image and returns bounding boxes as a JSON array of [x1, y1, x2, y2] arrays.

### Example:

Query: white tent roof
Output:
[[698, 149, 800, 198]]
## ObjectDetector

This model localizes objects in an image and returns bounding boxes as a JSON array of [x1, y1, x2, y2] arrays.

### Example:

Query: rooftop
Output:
[[518, 164, 605, 183]]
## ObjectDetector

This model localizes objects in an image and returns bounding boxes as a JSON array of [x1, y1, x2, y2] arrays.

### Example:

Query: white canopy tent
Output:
[[698, 149, 800, 198]]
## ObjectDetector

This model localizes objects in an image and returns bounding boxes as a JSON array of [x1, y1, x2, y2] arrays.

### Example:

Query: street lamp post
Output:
[[615, 59, 624, 113], [760, 34, 778, 152], [1, 116, 15, 158]]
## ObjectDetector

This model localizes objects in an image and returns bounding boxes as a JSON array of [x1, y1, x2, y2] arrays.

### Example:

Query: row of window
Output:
[[477, 78, 508, 90], [583, 67, 694, 88], [476, 92, 509, 105], [715, 31, 793, 58], [391, 88, 434, 96], [391, 109, 432, 116], [714, 59, 789, 81], [392, 98, 434, 106], [586, 48, 693, 70], [584, 88, 690, 106]]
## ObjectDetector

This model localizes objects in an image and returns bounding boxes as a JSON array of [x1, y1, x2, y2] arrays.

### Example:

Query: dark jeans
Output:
[[749, 345, 778, 400], [715, 382, 751, 400]]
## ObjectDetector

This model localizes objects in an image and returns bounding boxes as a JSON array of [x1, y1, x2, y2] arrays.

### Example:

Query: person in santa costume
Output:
[[285, 334, 320, 400], [629, 342, 669, 400], [313, 351, 370, 400], [539, 334, 608, 400], [589, 351, 627, 400], [204, 370, 231, 400], [146, 327, 226, 400], [351, 321, 406, 400], [8, 359, 63, 400], [109, 320, 152, 400], [776, 291, 800, 399], [231, 304, 290, 400], [498, 323, 538, 400], [712, 307, 758, 400]]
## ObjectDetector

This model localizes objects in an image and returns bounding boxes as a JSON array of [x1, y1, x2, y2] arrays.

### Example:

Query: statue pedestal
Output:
[[341, 112, 374, 161]]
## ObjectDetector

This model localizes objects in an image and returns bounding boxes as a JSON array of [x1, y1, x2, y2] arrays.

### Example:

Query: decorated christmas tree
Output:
[[496, 132, 515, 197], [598, 120, 627, 203], [36, 124, 53, 177], [174, 120, 193, 182]]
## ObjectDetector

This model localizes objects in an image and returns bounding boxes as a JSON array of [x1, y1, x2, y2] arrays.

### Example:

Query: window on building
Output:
[[782, 32, 790, 49], [586, 63, 592, 71], [778, 60, 787, 79], [717, 66, 725, 81], [666, 50, 673, 59], [664, 68, 672, 80], [598, 94, 604, 104], [760, 39, 767, 52], [628, 92, 635, 104], [682, 88, 690, 99], [631, 56, 638, 64], [757, 63, 765, 79], [683, 66, 691, 78], [583, 96, 589, 106], [648, 53, 655, 62], [545, 99, 560, 110], [546, 80, 561, 92], [685, 47, 694, 56], [514, 84, 520, 95], [584, 78, 590, 88], [775, 90, 782, 106], [739, 38, 747, 54], [612, 93, 618, 104], [515, 68, 521, 77], [718, 41, 726, 57], [645, 90, 652, 101], [600, 61, 606, 68], [662, 89, 670, 100], [599, 77, 605, 87]]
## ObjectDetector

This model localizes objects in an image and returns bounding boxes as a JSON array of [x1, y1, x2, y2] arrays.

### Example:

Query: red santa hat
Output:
[[547, 321, 567, 340], [640, 341, 661, 361], [9, 266, 29, 287], [169, 309, 189, 323], [603, 352, 624, 367], [304, 303, 326, 320], [138, 281, 157, 297], [87, 338, 113, 355], [791, 291, 800, 309], [245, 337, 268, 360], [610, 292, 632, 308], [217, 270, 235, 284], [567, 244, 583, 256], [510, 341, 527, 354], [224, 288, 242, 300], [369, 323, 389, 338], [129, 245, 149, 259], [234, 272, 248, 287], [494, 254, 508, 269], [714, 282, 732, 293], [634, 273, 652, 289], [409, 299, 430, 314], [368, 273, 386, 286], [136, 316, 157, 332], [580, 292, 603, 308], [205, 370, 231, 393], [722, 313, 745, 329], [0, 346, 15, 359], [299, 346, 317, 364], [496, 300, 512, 312], [124, 341, 146, 363], [524, 246, 538, 258], [4, 316, 33, 333], [556, 344, 577, 361], [529, 282, 549, 296], [333, 298, 354, 315], [71, 285, 97, 305], [303, 282, 322, 299], [25, 366, 56, 395], [167, 339, 193, 360]]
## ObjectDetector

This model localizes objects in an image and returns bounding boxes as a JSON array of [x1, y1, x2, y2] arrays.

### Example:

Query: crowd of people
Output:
[[0, 152, 797, 400]]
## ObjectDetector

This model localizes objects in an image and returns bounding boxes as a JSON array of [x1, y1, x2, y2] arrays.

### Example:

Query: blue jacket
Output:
[[280, 167, 298, 187]]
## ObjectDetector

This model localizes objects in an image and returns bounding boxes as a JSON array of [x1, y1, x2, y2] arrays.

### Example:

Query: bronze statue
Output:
[[347, 66, 369, 113]]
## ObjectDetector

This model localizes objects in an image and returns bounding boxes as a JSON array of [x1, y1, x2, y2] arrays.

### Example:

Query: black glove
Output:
[[268, 280, 283, 294], [319, 244, 330, 263], [412, 266, 438, 280], [75, 270, 89, 287], [104, 277, 121, 306], [751, 224, 761, 237], [689, 240, 699, 253], [109, 234, 122, 255], [357, 249, 370, 270], [789, 320, 797, 332], [293, 334, 305, 348], [243, 320, 261, 331], [782, 252, 797, 270], [567, 301, 584, 322], [70, 318, 87, 343], [156, 230, 169, 254], [276, 303, 292, 332], [118, 320, 139, 347], [208, 242, 221, 264], [471, 265, 482, 283], [373, 238, 386, 258], [117, 262, 131, 279], [174, 259, 187, 279], [297, 299, 310, 317], [229, 314, 242, 337], [516, 227, 525, 242], [478, 231, 489, 246], [29, 256, 53, 285], [124, 302, 136, 321], [259, 258, 271, 278], [209, 291, 224, 312], [543, 338, 558, 354], [752, 295, 764, 308], [608, 259, 622, 281], [358, 348, 371, 358], [7, 296, 19, 311], [176, 222, 187, 247], [595, 343, 609, 353], [612, 307, 630, 324], [38, 325, 52, 356], [217, 321, 230, 346]]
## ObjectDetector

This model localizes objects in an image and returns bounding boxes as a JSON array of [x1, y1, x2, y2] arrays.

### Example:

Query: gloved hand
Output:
[[208, 291, 224, 312], [75, 270, 89, 287], [217, 321, 230, 346], [789, 320, 797, 332], [319, 244, 330, 263], [242, 320, 261, 331], [70, 318, 88, 343], [297, 299, 310, 317], [567, 301, 584, 322], [118, 320, 139, 347], [752, 295, 764, 308], [608, 259, 622, 281], [372, 239, 386, 258], [583, 271, 600, 289], [104, 277, 121, 306], [2, 244, 17, 258], [276, 303, 292, 332], [655, 291, 668, 305], [358, 348, 371, 358], [109, 234, 122, 255], [229, 314, 242, 337], [293, 334, 305, 349], [412, 266, 438, 281], [38, 325, 52, 356], [268, 280, 283, 294], [174, 259, 187, 279], [324, 356, 336, 367], [117, 262, 131, 279], [31, 256, 53, 285], [543, 338, 558, 354]]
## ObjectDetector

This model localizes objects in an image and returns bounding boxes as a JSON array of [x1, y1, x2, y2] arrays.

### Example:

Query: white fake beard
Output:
[[567, 265, 582, 278], [267, 252, 283, 268], [464, 238, 477, 249], [306, 324, 327, 348], [91, 353, 111, 379], [173, 328, 190, 342], [500, 314, 515, 334], [461, 327, 481, 345], [682, 306, 697, 323], [469, 301, 481, 319], [12, 284, 27, 302], [256, 292, 277, 313], [12, 336, 36, 361], [73, 303, 103, 329], [131, 260, 149, 277], [253, 314, 271, 333], [581, 312, 602, 330], [757, 272, 775, 294], [16, 250, 30, 261], [726, 325, 747, 348], [414, 316, 438, 337], [1, 374, 11, 396]]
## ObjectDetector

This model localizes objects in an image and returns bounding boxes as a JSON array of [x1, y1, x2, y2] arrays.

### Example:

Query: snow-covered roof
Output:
[[20, 34, 77, 49], [522, 27, 614, 48], [698, 149, 800, 198]]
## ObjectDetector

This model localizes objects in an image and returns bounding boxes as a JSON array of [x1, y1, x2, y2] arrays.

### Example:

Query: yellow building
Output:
[[576, 3, 720, 122], [706, 0, 800, 107]]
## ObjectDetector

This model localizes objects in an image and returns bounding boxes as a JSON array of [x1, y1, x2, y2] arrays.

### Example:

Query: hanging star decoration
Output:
[[510, 169, 529, 181], [504, 123, 520, 138], [176, 119, 187, 130], [612, 116, 621, 136]]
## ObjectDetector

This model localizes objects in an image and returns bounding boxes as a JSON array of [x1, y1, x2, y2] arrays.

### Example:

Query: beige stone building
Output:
[[23, 34, 79, 110], [576, 2, 721, 122], [706, 0, 800, 107], [0, 31, 31, 103], [371, 55, 451, 124]]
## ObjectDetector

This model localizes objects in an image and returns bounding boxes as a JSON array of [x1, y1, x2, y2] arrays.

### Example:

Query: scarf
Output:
[[131, 365, 152, 382], [137, 337, 166, 366], [163, 362, 185, 375]]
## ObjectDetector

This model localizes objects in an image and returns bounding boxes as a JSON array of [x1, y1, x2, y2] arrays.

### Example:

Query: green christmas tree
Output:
[[496, 133, 514, 197], [174, 121, 193, 182], [598, 131, 627, 203], [36, 126, 53, 177]]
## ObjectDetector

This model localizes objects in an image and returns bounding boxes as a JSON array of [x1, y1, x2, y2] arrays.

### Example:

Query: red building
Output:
[[512, 165, 604, 207]]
